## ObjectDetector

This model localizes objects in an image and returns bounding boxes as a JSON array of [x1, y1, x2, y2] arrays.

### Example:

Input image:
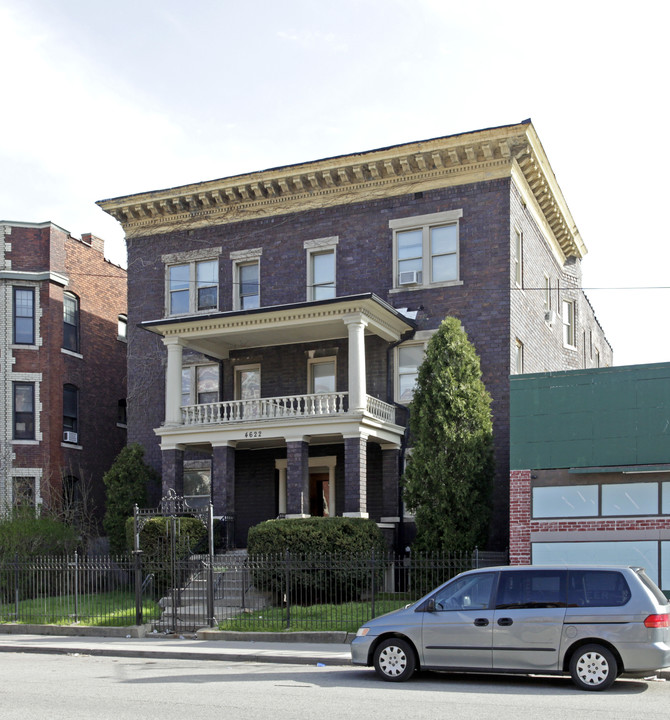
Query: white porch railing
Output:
[[180, 392, 397, 426]]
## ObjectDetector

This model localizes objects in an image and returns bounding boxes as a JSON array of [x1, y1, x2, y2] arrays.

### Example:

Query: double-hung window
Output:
[[396, 343, 425, 404], [181, 364, 220, 406], [63, 384, 79, 443], [13, 382, 35, 440], [13, 287, 35, 345], [63, 292, 80, 353], [390, 210, 462, 289], [168, 259, 218, 315], [513, 227, 523, 287], [305, 237, 338, 301], [309, 358, 336, 394], [231, 248, 262, 310], [562, 299, 575, 347]]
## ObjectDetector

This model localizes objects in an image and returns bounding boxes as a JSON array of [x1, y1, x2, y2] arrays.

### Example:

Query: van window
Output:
[[496, 570, 566, 609], [568, 570, 631, 607], [432, 572, 495, 611]]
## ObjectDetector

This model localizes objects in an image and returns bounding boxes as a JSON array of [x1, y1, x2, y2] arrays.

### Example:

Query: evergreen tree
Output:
[[403, 316, 494, 553], [103, 443, 160, 554]]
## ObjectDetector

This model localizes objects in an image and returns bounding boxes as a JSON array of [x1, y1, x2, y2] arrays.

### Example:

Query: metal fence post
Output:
[[206, 503, 216, 628], [73, 551, 79, 623], [133, 549, 144, 626], [370, 548, 376, 619], [14, 551, 19, 621], [285, 549, 291, 630]]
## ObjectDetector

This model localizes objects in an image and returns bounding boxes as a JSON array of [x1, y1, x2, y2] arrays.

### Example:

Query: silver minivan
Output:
[[351, 565, 670, 690]]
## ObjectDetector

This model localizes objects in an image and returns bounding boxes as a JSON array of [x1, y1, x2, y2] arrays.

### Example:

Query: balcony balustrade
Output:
[[180, 392, 396, 426]]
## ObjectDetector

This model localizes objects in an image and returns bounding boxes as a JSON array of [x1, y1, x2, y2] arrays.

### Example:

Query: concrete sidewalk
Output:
[[0, 627, 353, 667]]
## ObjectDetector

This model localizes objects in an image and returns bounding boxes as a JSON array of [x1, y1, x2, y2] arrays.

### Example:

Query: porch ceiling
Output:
[[140, 293, 416, 358]]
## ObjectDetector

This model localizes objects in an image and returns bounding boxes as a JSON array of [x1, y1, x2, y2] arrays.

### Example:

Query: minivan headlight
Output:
[[356, 627, 370, 637]]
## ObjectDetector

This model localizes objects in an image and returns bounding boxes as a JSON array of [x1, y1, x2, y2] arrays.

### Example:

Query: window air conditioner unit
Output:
[[544, 310, 557, 326], [398, 270, 421, 286], [63, 431, 78, 443]]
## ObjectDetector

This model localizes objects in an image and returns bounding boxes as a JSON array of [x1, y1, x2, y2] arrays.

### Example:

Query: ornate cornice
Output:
[[97, 121, 585, 259]]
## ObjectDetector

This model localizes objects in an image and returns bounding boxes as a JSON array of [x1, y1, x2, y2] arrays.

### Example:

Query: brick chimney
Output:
[[81, 233, 105, 254]]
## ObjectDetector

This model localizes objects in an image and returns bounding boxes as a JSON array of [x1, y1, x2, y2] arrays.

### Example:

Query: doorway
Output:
[[309, 472, 330, 517]]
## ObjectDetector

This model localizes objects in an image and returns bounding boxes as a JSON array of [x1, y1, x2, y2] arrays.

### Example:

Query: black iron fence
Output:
[[0, 549, 507, 632]]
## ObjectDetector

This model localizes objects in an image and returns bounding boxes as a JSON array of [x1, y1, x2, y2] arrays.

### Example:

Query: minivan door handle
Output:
[[497, 617, 513, 626], [473, 618, 489, 627]]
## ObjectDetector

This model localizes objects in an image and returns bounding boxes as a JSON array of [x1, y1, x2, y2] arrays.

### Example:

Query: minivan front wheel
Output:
[[569, 644, 618, 691], [373, 638, 416, 682]]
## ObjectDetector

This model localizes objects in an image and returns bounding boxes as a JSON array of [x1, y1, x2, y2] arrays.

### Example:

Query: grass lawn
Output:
[[0, 590, 161, 626], [217, 596, 413, 633]]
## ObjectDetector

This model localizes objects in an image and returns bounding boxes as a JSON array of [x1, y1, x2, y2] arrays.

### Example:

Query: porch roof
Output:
[[140, 293, 416, 359]]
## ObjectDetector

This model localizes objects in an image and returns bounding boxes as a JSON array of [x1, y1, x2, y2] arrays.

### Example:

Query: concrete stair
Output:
[[153, 550, 270, 632]]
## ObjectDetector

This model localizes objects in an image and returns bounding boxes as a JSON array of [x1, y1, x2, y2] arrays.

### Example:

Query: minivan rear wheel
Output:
[[569, 644, 618, 691], [373, 638, 416, 682]]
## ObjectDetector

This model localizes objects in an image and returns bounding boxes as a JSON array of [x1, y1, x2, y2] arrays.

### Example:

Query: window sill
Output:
[[61, 442, 83, 450], [116, 423, 127, 429], [390, 280, 463, 294], [12, 439, 39, 445], [11, 343, 39, 350], [61, 348, 83, 359]]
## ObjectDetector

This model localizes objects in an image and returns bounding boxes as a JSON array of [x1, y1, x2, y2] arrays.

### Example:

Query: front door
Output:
[[309, 472, 330, 516]]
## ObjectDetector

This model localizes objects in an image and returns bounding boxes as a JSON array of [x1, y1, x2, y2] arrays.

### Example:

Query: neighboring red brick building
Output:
[[510, 364, 670, 591], [0, 221, 127, 523]]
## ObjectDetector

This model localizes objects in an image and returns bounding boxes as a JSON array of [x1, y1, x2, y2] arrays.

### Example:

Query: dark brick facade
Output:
[[110, 125, 611, 551], [1, 222, 127, 522]]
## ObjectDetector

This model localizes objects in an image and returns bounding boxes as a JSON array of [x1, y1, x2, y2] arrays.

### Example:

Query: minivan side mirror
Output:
[[426, 598, 436, 613]]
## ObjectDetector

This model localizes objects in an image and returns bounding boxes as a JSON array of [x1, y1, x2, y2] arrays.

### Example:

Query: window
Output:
[[13, 287, 35, 344], [532, 485, 598, 518], [117, 399, 127, 426], [63, 384, 79, 442], [514, 339, 524, 374], [237, 261, 260, 309], [513, 228, 523, 287], [13, 382, 35, 440], [309, 250, 336, 300], [13, 477, 35, 508], [63, 292, 80, 352], [309, 358, 336, 394], [168, 259, 218, 315], [390, 210, 462, 289], [396, 344, 424, 403], [431, 572, 495, 611], [181, 364, 220, 406], [183, 464, 211, 508], [544, 275, 551, 311], [601, 482, 658, 516], [118, 314, 127, 341], [235, 365, 261, 400], [595, 348, 600, 368], [496, 570, 566, 609], [567, 570, 631, 608], [562, 299, 575, 347]]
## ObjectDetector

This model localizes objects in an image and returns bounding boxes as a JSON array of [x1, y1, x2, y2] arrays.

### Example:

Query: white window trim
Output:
[[305, 236, 338, 302], [307, 356, 337, 393], [389, 209, 463, 292], [513, 226, 523, 288], [514, 338, 524, 375], [231, 248, 262, 311], [562, 299, 576, 349]]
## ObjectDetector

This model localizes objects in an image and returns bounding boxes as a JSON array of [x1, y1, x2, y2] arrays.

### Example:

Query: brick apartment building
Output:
[[510, 363, 670, 592], [98, 119, 611, 550], [0, 221, 127, 522]]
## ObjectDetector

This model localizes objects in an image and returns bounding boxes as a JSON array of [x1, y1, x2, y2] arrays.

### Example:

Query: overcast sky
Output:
[[1, 0, 668, 367]]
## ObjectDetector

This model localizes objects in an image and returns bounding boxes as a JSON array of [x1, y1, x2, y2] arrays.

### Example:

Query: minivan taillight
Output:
[[644, 614, 670, 628]]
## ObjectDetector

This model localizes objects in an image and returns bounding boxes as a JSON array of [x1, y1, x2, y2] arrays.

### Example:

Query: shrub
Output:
[[125, 515, 208, 597], [103, 444, 160, 554], [0, 509, 79, 559], [247, 517, 388, 603]]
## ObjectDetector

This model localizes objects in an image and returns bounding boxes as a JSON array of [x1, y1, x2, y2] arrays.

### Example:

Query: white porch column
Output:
[[344, 314, 368, 413], [164, 337, 184, 426]]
